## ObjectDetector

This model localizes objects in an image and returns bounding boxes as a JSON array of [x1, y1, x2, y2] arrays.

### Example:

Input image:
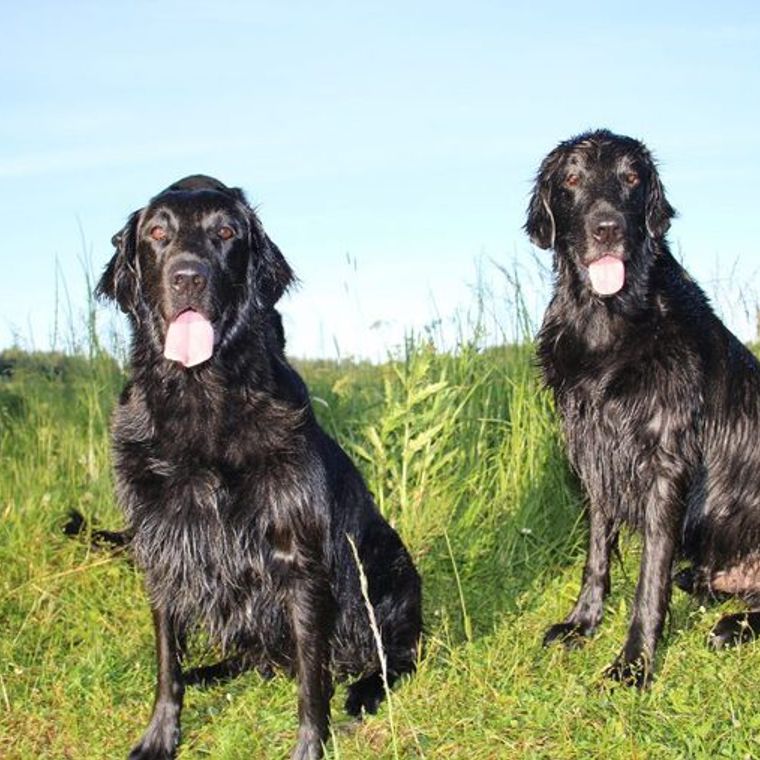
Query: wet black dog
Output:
[[527, 130, 760, 686], [96, 175, 422, 758]]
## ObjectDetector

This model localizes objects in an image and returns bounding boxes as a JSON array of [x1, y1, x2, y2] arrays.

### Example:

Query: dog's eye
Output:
[[217, 226, 235, 241], [624, 171, 640, 187], [565, 173, 581, 187], [150, 225, 167, 241]]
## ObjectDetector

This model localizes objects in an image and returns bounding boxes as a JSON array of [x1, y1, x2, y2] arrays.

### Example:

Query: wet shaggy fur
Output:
[[96, 175, 422, 759], [527, 130, 760, 686]]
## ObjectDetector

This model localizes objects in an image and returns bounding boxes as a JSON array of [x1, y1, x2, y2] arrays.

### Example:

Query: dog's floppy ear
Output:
[[237, 189, 295, 307], [96, 210, 142, 315], [525, 150, 562, 250], [259, 234, 295, 306], [525, 184, 555, 250], [644, 163, 676, 239]]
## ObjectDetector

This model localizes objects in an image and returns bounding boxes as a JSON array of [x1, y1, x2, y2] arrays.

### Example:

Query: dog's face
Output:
[[525, 130, 675, 298], [98, 175, 293, 367]]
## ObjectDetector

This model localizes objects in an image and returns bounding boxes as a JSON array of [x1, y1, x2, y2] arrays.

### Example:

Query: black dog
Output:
[[526, 130, 760, 686], [96, 175, 422, 758]]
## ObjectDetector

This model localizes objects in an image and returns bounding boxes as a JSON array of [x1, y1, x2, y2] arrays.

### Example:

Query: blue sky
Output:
[[2, 1, 759, 358]]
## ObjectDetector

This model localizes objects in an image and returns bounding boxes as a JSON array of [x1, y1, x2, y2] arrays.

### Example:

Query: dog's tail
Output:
[[62, 509, 132, 551]]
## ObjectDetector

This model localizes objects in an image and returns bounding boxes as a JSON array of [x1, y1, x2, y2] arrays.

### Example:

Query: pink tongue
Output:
[[588, 256, 625, 295], [164, 310, 214, 367]]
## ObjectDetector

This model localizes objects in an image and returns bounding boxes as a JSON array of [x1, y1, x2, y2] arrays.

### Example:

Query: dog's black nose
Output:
[[169, 262, 209, 297], [592, 220, 623, 246]]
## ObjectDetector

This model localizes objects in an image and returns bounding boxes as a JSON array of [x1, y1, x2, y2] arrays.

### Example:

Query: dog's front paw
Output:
[[290, 733, 324, 760], [128, 715, 180, 760], [602, 654, 652, 689], [542, 622, 592, 649], [128, 740, 176, 760]]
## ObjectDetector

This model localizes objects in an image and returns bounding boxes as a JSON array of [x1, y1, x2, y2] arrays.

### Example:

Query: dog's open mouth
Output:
[[588, 255, 625, 296], [164, 309, 215, 367]]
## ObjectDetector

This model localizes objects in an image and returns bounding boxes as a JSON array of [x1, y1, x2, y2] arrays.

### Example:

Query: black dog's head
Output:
[[97, 175, 294, 367], [525, 130, 675, 298]]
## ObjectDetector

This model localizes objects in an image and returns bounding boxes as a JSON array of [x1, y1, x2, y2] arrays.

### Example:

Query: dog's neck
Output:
[[542, 239, 671, 361], [540, 238, 714, 376], [122, 330, 309, 468], [129, 319, 281, 403]]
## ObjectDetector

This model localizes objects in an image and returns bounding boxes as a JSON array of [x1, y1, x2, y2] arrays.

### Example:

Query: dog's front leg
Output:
[[129, 606, 185, 760], [289, 550, 336, 760], [605, 499, 680, 688], [544, 502, 618, 647]]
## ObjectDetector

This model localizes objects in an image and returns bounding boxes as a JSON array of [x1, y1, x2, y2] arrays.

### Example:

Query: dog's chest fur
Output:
[[539, 305, 701, 528], [111, 379, 308, 655]]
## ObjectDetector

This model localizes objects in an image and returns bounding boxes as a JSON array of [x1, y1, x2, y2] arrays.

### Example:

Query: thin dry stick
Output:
[[346, 533, 399, 760], [0, 675, 10, 712], [3, 556, 117, 600], [444, 529, 472, 643]]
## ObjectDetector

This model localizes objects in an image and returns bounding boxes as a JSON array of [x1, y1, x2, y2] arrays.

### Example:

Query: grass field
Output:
[[2, 311, 760, 759]]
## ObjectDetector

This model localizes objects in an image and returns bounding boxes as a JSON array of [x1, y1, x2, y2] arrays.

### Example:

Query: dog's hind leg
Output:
[[184, 654, 274, 687], [672, 564, 730, 605], [345, 672, 392, 717], [344, 658, 416, 718], [672, 565, 698, 594], [706, 558, 760, 648], [709, 611, 760, 648], [345, 593, 422, 717]]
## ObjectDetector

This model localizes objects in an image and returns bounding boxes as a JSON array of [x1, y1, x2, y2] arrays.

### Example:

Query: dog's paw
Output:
[[672, 566, 696, 594], [602, 655, 652, 689], [709, 612, 760, 649], [345, 673, 385, 717], [62, 509, 87, 536], [290, 728, 325, 760], [128, 714, 180, 760], [128, 740, 176, 760], [542, 622, 592, 649]]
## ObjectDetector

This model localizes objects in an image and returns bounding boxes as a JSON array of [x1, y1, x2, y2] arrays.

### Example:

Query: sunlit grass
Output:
[[2, 290, 760, 759]]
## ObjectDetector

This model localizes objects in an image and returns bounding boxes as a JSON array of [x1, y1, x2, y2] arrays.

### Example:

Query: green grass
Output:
[[2, 327, 760, 759]]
